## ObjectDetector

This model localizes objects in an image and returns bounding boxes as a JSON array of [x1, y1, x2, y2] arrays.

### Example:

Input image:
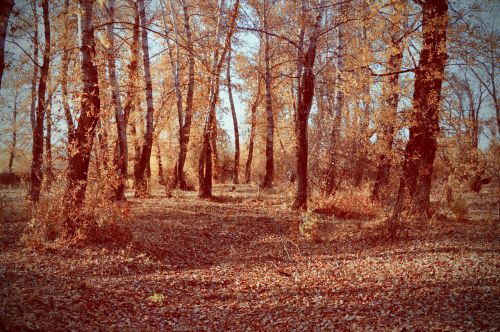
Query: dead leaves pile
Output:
[[0, 186, 499, 330]]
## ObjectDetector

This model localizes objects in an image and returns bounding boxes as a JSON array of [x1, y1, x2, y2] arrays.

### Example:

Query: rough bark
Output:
[[29, 0, 50, 203], [227, 47, 240, 184], [106, 0, 128, 201], [391, 0, 448, 227], [261, 1, 274, 188], [63, 0, 101, 235], [135, 0, 155, 197], [0, 0, 13, 91], [292, 2, 325, 210]]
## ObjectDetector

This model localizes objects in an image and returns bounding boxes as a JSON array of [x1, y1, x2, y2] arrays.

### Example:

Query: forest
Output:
[[0, 0, 499, 330]]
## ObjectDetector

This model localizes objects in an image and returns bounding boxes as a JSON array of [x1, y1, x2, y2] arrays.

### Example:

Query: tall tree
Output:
[[372, 0, 407, 201], [261, 0, 274, 188], [198, 0, 240, 198], [63, 0, 101, 235], [292, 1, 325, 210], [106, 0, 128, 201], [29, 0, 50, 203], [134, 0, 155, 197], [227, 47, 240, 184], [175, 0, 196, 190], [61, 0, 75, 153], [323, 1, 346, 195], [0, 0, 13, 91], [390, 0, 449, 226]]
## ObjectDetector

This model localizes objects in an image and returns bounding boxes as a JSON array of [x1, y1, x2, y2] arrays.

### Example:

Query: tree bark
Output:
[[45, 93, 53, 188], [176, 0, 195, 190], [29, 1, 39, 136], [244, 75, 261, 184], [323, 2, 346, 196], [63, 0, 101, 235], [61, 0, 75, 154], [8, 88, 18, 172], [29, 0, 50, 203], [0, 0, 13, 91], [135, 0, 155, 197], [106, 0, 128, 201], [261, 1, 274, 188], [293, 2, 325, 210], [391, 0, 448, 226], [227, 47, 240, 184]]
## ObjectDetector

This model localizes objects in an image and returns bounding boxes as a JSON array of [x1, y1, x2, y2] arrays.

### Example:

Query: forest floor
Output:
[[0, 184, 499, 331]]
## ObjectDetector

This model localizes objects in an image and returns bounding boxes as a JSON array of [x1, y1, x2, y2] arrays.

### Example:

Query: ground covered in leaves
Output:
[[0, 185, 499, 331]]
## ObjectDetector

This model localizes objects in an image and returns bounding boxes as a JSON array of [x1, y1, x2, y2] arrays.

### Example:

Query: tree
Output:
[[261, 0, 274, 188], [198, 0, 240, 198], [292, 0, 325, 210], [390, 0, 449, 226], [372, 0, 407, 201], [227, 47, 240, 184], [0, 0, 14, 91], [29, 0, 50, 203], [106, 0, 128, 201], [244, 73, 262, 184], [134, 0, 155, 197], [63, 0, 101, 235]]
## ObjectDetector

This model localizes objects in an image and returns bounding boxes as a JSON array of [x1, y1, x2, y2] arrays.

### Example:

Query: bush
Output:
[[311, 189, 382, 220]]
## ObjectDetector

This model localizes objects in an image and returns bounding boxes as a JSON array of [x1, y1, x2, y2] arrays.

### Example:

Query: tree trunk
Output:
[[292, 2, 325, 210], [63, 0, 101, 235], [29, 1, 39, 136], [227, 48, 240, 184], [0, 0, 13, 91], [45, 93, 53, 188], [61, 0, 75, 154], [135, 0, 155, 197], [29, 0, 50, 203], [244, 76, 261, 184], [156, 141, 165, 186], [323, 2, 346, 196], [106, 0, 128, 201], [261, 2, 274, 188], [8, 88, 18, 172], [372, 1, 407, 201], [176, 0, 195, 190], [391, 0, 448, 226], [198, 0, 239, 198]]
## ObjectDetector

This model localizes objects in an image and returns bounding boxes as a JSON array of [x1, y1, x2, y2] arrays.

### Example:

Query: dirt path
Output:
[[1, 185, 499, 330]]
